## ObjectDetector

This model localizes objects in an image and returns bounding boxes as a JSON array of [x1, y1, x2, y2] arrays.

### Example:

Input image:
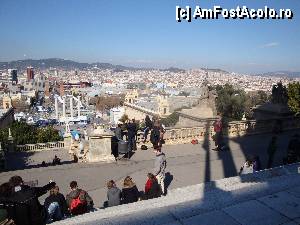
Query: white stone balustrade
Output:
[[16, 141, 65, 152], [13, 117, 300, 152], [137, 117, 300, 147]]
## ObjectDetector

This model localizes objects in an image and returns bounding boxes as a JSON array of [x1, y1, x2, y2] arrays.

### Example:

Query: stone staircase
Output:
[[54, 163, 300, 225]]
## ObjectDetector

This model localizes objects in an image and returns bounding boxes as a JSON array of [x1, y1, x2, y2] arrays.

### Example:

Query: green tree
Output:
[[160, 112, 179, 127], [0, 122, 62, 148], [215, 84, 247, 120], [119, 114, 129, 123], [271, 82, 288, 104], [244, 90, 270, 119], [36, 126, 62, 143], [287, 82, 300, 115]]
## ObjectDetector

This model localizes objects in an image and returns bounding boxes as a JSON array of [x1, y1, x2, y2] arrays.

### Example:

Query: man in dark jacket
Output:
[[5, 175, 56, 225], [66, 181, 93, 215], [150, 123, 161, 150], [114, 124, 123, 141], [127, 119, 137, 151], [143, 115, 153, 142]]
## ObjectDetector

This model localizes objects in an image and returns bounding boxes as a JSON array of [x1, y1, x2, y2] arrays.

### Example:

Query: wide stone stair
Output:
[[54, 163, 300, 225]]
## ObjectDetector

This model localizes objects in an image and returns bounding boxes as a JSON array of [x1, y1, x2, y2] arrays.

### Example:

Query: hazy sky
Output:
[[0, 0, 299, 74]]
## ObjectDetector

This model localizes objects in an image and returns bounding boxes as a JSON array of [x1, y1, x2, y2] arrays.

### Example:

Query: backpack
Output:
[[70, 191, 87, 215], [191, 139, 198, 145], [141, 145, 148, 150]]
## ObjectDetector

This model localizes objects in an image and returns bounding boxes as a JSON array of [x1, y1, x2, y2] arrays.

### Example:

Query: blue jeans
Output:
[[48, 202, 62, 222], [128, 136, 136, 151]]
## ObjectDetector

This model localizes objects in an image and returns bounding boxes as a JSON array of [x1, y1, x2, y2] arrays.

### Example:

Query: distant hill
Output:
[[160, 67, 185, 73], [0, 58, 138, 71], [0, 58, 233, 75], [201, 68, 229, 74], [261, 71, 300, 78]]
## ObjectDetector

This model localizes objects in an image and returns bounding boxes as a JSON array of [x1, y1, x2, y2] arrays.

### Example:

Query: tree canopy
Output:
[[0, 122, 62, 149], [287, 82, 300, 115], [271, 81, 288, 104], [215, 84, 247, 120]]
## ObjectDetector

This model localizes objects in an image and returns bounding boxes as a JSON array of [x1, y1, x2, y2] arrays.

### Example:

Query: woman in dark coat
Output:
[[150, 120, 161, 150], [144, 173, 161, 200], [44, 186, 68, 222], [121, 176, 140, 204], [143, 115, 153, 142]]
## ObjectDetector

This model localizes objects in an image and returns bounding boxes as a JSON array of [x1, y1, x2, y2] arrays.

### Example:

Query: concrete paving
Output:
[[0, 130, 298, 207]]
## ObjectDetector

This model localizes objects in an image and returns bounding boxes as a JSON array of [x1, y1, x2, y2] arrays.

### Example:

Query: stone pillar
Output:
[[55, 97, 59, 119], [63, 136, 71, 152], [77, 96, 81, 117], [87, 127, 115, 163], [7, 128, 15, 152], [70, 97, 74, 118], [62, 97, 66, 118]]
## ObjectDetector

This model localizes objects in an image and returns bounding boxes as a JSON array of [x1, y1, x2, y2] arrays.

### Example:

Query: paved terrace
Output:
[[53, 163, 300, 225], [1, 130, 298, 207]]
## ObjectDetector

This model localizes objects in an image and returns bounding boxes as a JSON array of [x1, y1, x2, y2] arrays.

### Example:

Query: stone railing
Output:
[[227, 116, 300, 137], [136, 126, 214, 146], [14, 117, 300, 152], [16, 141, 65, 152], [124, 102, 159, 117], [136, 117, 300, 146]]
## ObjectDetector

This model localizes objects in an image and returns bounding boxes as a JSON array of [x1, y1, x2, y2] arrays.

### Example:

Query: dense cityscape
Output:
[[0, 1, 300, 225]]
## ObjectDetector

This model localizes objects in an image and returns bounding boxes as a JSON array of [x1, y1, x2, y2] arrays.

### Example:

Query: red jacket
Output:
[[214, 120, 222, 132], [145, 179, 152, 193]]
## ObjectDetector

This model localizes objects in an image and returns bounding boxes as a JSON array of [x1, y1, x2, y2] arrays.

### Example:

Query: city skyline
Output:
[[0, 0, 299, 74]]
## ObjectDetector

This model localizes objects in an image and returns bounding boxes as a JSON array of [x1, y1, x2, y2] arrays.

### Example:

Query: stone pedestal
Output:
[[87, 128, 115, 163], [64, 136, 71, 151]]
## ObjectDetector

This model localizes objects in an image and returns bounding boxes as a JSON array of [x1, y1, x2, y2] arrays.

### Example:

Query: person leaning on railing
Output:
[[0, 176, 56, 225]]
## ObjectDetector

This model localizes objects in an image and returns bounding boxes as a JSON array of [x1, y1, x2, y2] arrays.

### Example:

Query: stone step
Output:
[[54, 163, 300, 225]]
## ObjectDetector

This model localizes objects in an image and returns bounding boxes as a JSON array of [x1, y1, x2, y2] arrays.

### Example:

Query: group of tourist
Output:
[[0, 146, 167, 225], [105, 173, 162, 208], [106, 147, 167, 208], [111, 115, 166, 160], [0, 176, 94, 225], [106, 149, 166, 208]]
